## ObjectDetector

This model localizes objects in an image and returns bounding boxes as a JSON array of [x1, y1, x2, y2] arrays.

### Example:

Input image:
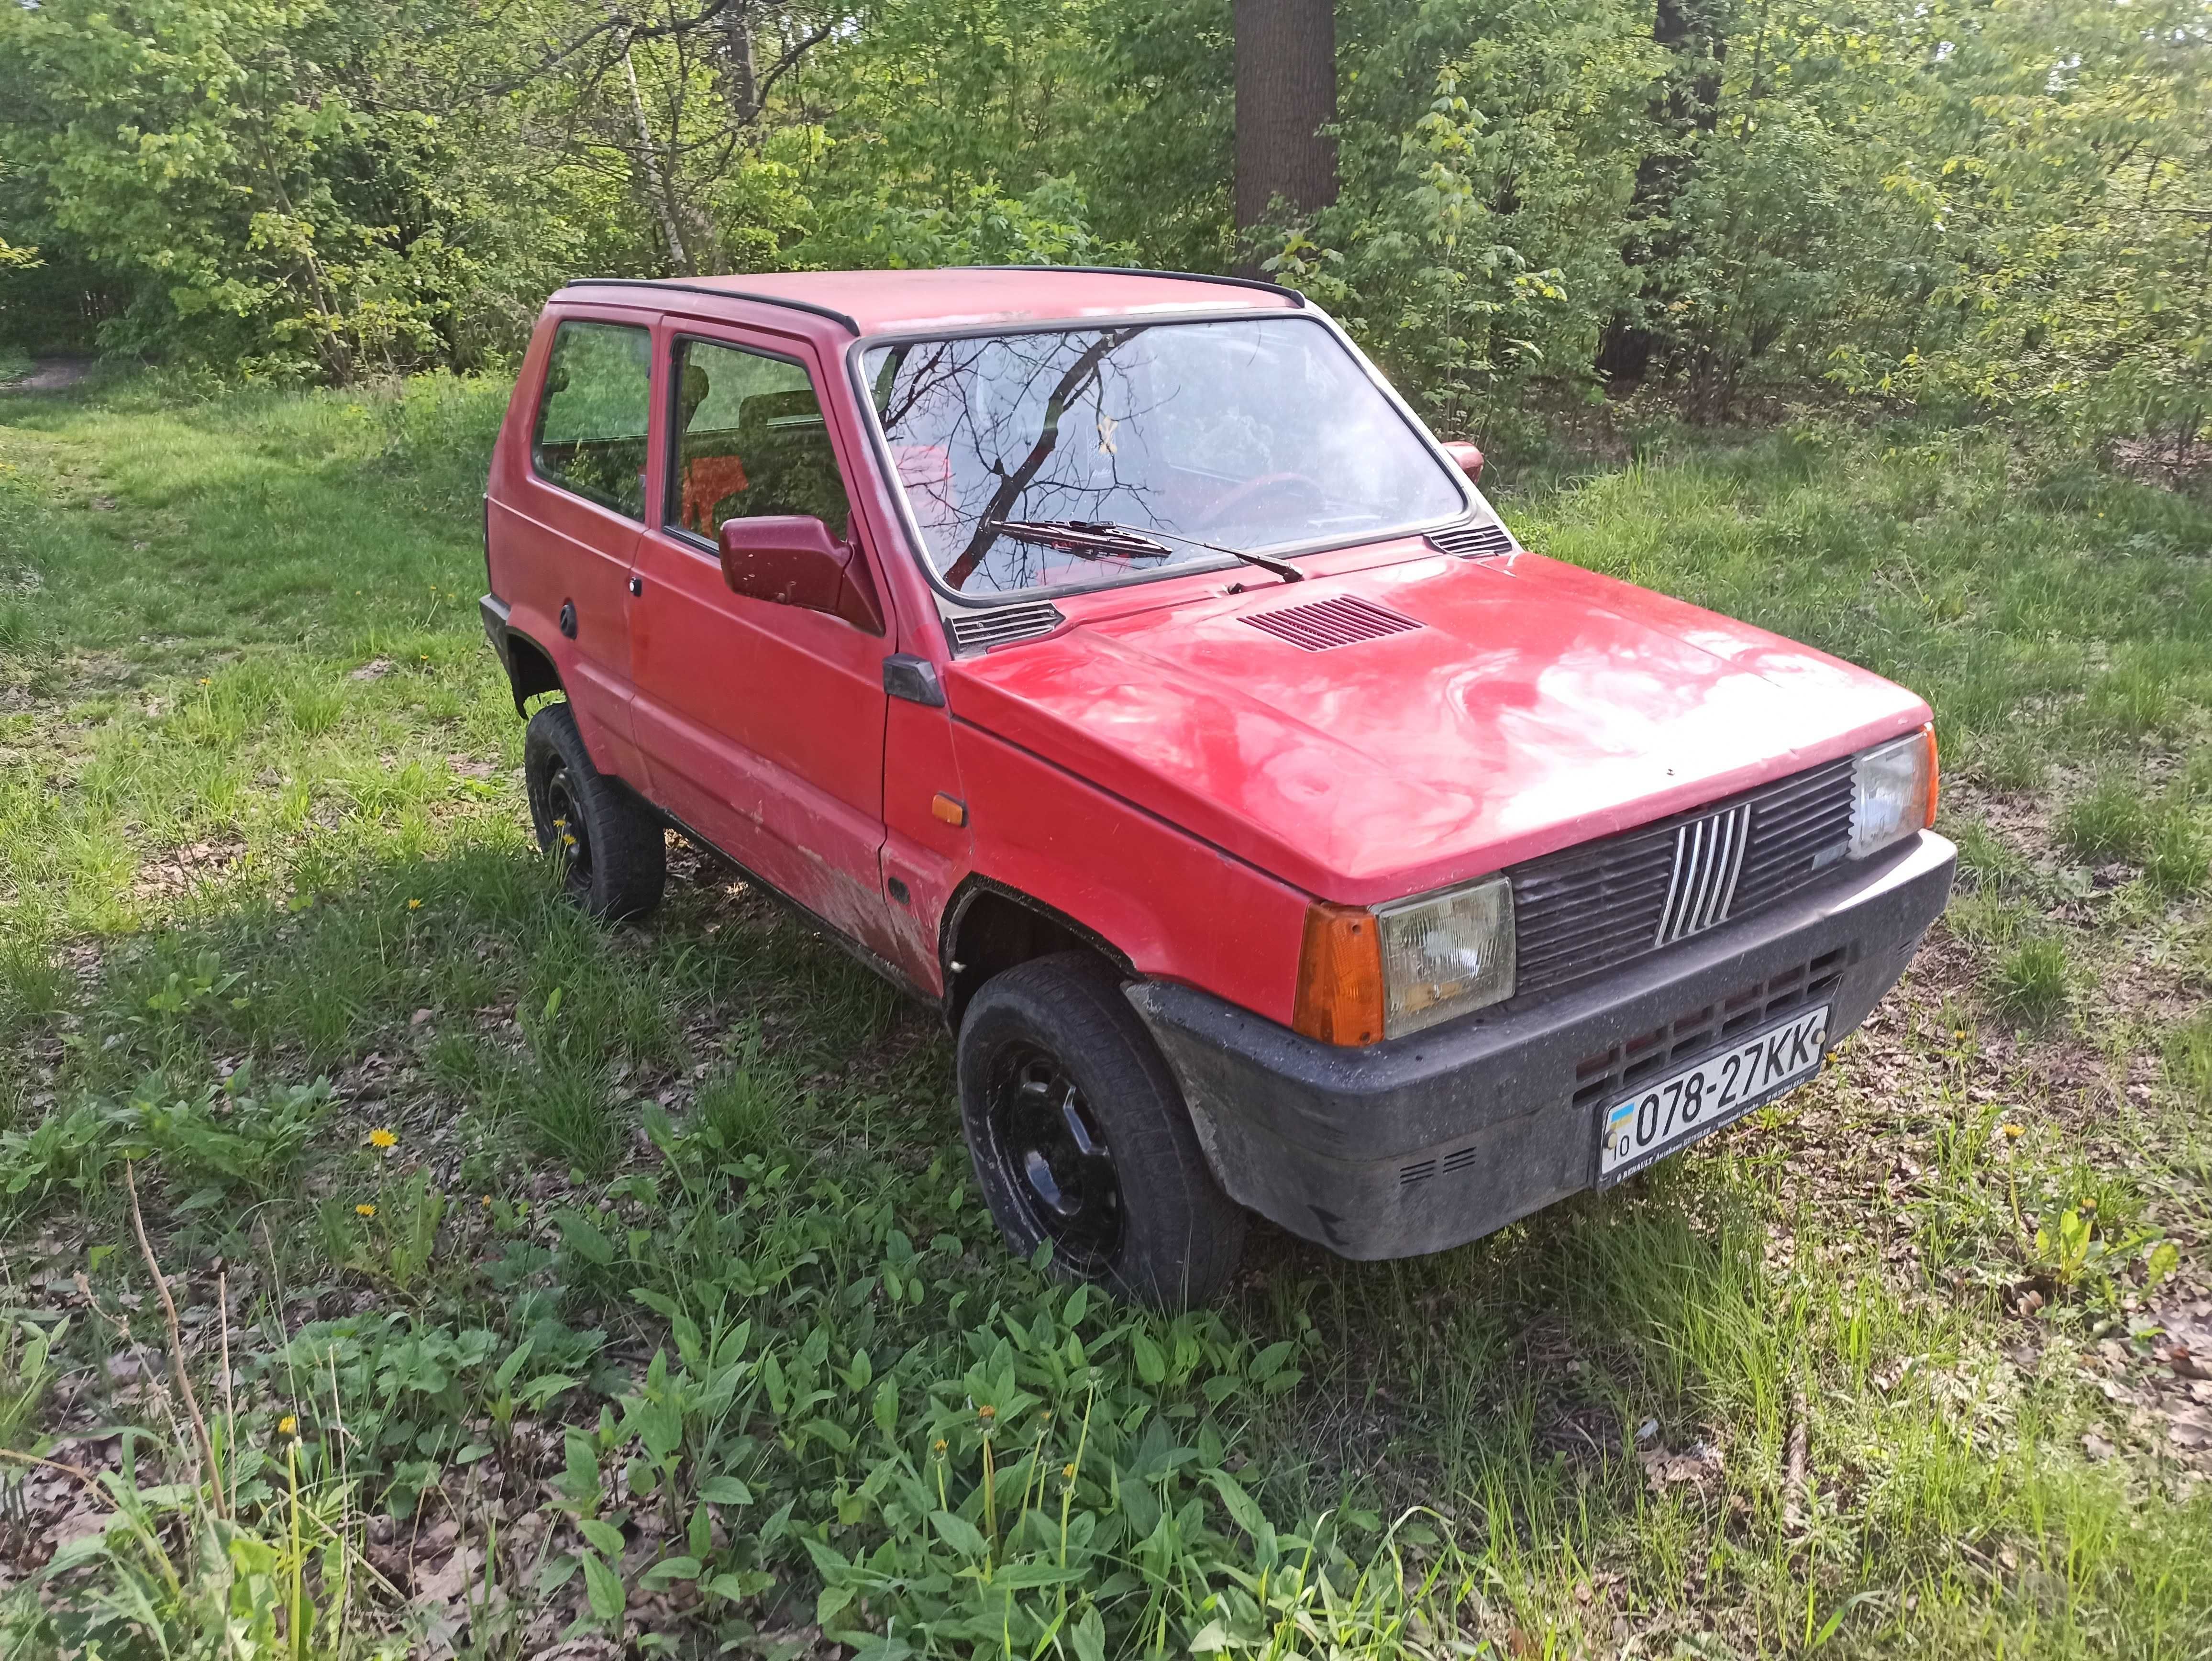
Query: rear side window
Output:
[[667, 338, 852, 542], [532, 321, 653, 519]]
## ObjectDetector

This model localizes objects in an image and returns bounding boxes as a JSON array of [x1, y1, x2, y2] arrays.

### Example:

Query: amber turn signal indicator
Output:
[[1293, 903, 1385, 1046], [1921, 722, 1940, 828], [931, 792, 968, 827]]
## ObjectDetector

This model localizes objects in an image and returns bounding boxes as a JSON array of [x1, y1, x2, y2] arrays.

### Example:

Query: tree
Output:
[[1593, 0, 1728, 389], [1233, 0, 1336, 257]]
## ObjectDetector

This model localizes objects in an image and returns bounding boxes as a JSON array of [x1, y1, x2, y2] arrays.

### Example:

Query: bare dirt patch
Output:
[[0, 357, 95, 395]]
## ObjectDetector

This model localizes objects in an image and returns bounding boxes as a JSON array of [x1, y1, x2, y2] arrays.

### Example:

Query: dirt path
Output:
[[1, 355, 94, 392]]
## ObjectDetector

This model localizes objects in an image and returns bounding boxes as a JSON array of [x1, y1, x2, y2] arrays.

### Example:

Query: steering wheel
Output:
[[1193, 471, 1327, 536]]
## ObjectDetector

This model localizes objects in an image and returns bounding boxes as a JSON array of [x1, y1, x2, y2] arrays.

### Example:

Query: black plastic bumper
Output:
[[1125, 830, 1956, 1260]]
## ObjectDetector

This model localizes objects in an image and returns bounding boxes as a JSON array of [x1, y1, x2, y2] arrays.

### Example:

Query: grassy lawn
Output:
[[0, 373, 2209, 1659]]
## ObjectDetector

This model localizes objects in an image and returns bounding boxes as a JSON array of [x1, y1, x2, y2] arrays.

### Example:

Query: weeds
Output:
[[1989, 936, 2071, 1025], [2059, 779, 2154, 862], [2168, 1013, 2212, 1106], [0, 1316, 63, 1455], [2058, 776, 2211, 895], [3, 382, 2211, 1655]]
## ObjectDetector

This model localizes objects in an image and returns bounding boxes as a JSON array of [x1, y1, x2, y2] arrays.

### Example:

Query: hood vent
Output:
[[1242, 594, 1422, 651], [1429, 521, 1515, 559], [946, 600, 1064, 653]]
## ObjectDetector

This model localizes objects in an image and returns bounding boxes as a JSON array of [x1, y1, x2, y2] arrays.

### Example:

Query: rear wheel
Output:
[[958, 952, 1245, 1306], [523, 702, 665, 921]]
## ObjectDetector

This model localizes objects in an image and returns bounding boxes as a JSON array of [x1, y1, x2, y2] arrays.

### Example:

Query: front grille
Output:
[[1510, 757, 1855, 999], [1243, 595, 1421, 651], [946, 600, 1064, 653], [1655, 801, 1752, 944]]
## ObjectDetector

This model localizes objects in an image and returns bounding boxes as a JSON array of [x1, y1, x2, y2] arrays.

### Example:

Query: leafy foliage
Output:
[[1, 0, 2203, 450]]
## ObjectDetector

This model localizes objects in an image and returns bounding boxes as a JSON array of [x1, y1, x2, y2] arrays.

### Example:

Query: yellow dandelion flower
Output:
[[197, 677, 210, 686], [368, 1127, 397, 1150], [407, 898, 422, 909], [356, 1203, 376, 1218], [932, 1439, 948, 1453], [977, 1404, 995, 1421], [1062, 1462, 1076, 1479], [480, 1194, 492, 1207], [278, 1415, 298, 1437], [2002, 1124, 2024, 1139]]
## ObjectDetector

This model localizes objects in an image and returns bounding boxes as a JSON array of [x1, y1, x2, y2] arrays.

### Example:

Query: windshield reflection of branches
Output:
[[949, 329, 1152, 591], [878, 328, 1182, 593], [866, 317, 1467, 597]]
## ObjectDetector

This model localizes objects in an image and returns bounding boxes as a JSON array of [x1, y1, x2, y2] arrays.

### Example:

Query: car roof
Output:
[[554, 266, 1305, 337]]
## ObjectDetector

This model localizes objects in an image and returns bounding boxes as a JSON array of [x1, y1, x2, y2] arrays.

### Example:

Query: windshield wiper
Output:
[[986, 519, 1306, 585]]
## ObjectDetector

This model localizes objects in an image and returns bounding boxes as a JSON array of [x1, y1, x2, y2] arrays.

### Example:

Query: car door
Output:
[[627, 320, 903, 961], [494, 312, 654, 775]]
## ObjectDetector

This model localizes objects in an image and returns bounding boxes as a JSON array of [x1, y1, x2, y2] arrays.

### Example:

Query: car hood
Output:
[[944, 548, 1931, 906]]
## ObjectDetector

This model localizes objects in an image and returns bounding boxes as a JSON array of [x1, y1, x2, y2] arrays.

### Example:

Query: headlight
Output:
[[1851, 725, 1938, 859], [1294, 875, 1515, 1046], [1377, 876, 1516, 1037]]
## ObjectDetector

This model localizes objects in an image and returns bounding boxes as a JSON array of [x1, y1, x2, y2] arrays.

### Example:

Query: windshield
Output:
[[861, 316, 1468, 598]]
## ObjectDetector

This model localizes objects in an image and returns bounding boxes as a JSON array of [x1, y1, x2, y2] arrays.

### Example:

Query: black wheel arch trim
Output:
[[481, 593, 564, 716], [940, 875, 1136, 1027]]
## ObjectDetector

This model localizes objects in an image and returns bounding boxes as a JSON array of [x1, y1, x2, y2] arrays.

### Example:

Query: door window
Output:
[[532, 321, 653, 519], [667, 338, 852, 542]]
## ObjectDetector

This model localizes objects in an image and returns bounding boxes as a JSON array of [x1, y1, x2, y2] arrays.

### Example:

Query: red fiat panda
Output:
[[480, 266, 1953, 1304]]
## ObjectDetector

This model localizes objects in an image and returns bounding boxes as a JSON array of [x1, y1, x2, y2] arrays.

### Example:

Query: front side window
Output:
[[533, 320, 652, 518], [667, 338, 853, 542], [862, 316, 1467, 598]]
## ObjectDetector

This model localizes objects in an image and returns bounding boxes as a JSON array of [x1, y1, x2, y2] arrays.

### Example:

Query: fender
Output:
[[939, 875, 1137, 1029], [480, 595, 564, 716]]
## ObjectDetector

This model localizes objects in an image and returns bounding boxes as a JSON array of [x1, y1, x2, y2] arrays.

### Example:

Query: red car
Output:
[[481, 267, 1953, 1303]]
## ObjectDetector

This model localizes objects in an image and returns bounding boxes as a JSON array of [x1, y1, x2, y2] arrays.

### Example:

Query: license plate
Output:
[[1597, 1004, 1830, 1185]]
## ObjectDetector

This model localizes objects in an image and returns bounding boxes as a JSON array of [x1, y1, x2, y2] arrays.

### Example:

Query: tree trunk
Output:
[[723, 0, 760, 124], [617, 40, 693, 276], [1233, 0, 1336, 261], [1594, 0, 1726, 390]]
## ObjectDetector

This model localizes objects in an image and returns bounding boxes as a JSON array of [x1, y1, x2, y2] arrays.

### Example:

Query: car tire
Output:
[[957, 952, 1246, 1307], [523, 702, 665, 921]]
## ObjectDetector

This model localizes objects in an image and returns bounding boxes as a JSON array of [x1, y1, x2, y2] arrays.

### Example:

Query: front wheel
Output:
[[957, 952, 1246, 1306], [523, 702, 665, 921]]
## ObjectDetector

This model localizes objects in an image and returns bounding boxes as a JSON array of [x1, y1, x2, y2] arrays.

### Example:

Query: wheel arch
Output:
[[498, 629, 564, 716], [940, 877, 1134, 1031]]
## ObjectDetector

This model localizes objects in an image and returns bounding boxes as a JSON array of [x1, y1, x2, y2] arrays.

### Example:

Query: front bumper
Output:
[[1126, 830, 1956, 1260]]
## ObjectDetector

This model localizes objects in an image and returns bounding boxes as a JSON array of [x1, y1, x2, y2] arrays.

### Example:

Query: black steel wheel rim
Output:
[[985, 1041, 1122, 1270], [544, 765, 594, 895]]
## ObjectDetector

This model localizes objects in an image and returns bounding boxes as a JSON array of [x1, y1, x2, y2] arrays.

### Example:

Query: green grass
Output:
[[1, 377, 2210, 1657], [1990, 936, 2073, 1026]]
